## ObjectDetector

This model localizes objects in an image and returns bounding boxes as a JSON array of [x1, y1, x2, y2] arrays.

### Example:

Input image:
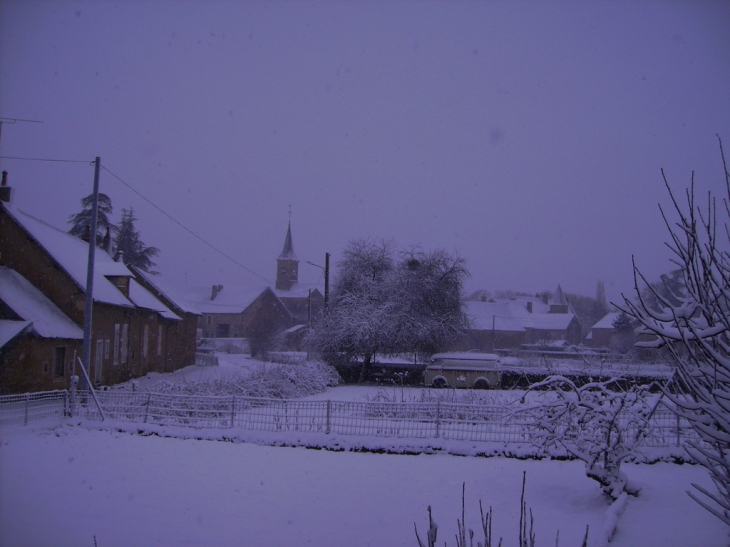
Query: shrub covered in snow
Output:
[[519, 375, 657, 500], [148, 361, 340, 399]]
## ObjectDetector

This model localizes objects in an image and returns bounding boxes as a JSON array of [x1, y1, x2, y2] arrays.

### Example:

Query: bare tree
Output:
[[620, 136, 730, 525]]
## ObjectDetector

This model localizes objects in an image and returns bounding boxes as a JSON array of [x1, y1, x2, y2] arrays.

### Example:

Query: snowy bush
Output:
[[519, 376, 657, 499], [148, 361, 340, 399], [621, 137, 730, 524]]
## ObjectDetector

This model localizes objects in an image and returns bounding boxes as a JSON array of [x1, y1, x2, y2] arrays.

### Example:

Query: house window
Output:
[[206, 315, 212, 325], [143, 324, 149, 358], [53, 347, 66, 378], [157, 325, 162, 356], [113, 324, 120, 366], [121, 324, 128, 364], [104, 339, 110, 360]]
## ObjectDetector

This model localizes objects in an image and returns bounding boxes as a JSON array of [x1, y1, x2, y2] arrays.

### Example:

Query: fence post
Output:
[[143, 392, 151, 423], [63, 390, 69, 422], [69, 376, 77, 418], [326, 400, 331, 434], [676, 412, 681, 447], [24, 393, 30, 426], [435, 401, 441, 439], [230, 396, 236, 428]]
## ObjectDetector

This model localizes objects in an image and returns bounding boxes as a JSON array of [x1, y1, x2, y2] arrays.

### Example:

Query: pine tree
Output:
[[595, 279, 608, 316], [68, 193, 116, 242], [113, 207, 160, 274], [612, 311, 633, 334]]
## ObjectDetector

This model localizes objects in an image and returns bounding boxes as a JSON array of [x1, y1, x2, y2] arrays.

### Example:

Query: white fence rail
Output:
[[0, 390, 700, 448], [0, 390, 68, 427]]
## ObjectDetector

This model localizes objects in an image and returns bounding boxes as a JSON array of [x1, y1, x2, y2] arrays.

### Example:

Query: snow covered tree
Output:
[[638, 269, 686, 312], [520, 376, 656, 500], [67, 192, 116, 242], [389, 248, 471, 359], [309, 239, 470, 381], [113, 207, 160, 273], [621, 137, 730, 525]]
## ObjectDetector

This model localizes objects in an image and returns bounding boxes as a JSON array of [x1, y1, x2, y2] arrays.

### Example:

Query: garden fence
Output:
[[0, 389, 700, 448], [0, 390, 69, 427]]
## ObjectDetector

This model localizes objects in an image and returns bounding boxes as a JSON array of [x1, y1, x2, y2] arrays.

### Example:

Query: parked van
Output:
[[424, 352, 502, 389]]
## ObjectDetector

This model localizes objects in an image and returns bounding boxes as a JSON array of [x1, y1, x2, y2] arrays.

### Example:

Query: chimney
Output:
[[211, 284, 223, 300], [0, 171, 12, 203], [527, 301, 532, 313], [114, 250, 124, 263], [81, 225, 91, 243]]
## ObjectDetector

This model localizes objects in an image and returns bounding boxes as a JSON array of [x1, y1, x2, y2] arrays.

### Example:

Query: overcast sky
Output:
[[1, 0, 729, 304]]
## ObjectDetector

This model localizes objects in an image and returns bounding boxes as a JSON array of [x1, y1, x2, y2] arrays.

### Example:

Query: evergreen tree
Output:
[[611, 311, 633, 333], [68, 193, 116, 241], [113, 207, 160, 273], [594, 279, 608, 317]]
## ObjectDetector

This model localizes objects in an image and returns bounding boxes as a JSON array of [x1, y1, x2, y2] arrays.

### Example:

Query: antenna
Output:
[[0, 117, 43, 148]]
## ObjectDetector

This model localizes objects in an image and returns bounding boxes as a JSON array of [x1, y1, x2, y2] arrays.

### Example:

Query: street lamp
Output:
[[305, 252, 330, 312]]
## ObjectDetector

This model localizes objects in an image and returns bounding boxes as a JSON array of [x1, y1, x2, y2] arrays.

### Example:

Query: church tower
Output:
[[276, 221, 299, 291]]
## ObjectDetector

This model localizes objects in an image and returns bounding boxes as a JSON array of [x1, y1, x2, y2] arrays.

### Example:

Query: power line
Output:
[[0, 155, 92, 164], [100, 164, 273, 285]]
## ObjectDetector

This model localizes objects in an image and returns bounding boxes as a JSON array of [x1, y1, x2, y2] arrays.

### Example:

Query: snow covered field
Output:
[[1, 361, 727, 546], [0, 420, 726, 546]]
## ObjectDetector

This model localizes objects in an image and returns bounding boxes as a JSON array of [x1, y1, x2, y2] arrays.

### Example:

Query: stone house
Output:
[[0, 178, 191, 392], [0, 266, 83, 393]]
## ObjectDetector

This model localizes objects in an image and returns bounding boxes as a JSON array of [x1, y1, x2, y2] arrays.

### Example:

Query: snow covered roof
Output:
[[274, 280, 324, 299], [0, 320, 32, 349], [2, 203, 134, 308], [128, 280, 181, 321], [591, 312, 621, 330], [466, 299, 577, 332], [130, 267, 200, 315], [181, 284, 275, 314], [466, 301, 526, 332], [0, 267, 83, 340]]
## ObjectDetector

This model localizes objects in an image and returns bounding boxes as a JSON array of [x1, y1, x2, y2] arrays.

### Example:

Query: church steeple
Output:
[[276, 220, 299, 291]]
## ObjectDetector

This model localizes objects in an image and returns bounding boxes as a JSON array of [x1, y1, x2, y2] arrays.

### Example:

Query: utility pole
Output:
[[80, 157, 101, 389], [305, 253, 331, 314], [324, 252, 330, 312]]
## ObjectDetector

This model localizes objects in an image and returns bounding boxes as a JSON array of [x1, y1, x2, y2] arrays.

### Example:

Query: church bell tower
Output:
[[276, 220, 299, 291]]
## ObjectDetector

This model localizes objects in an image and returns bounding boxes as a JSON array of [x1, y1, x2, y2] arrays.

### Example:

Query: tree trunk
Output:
[[358, 354, 372, 383]]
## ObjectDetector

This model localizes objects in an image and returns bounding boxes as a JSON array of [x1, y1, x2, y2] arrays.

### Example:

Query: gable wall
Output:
[[0, 207, 169, 389]]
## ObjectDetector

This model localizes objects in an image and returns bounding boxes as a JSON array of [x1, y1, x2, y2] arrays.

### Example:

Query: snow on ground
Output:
[[0, 423, 727, 547]]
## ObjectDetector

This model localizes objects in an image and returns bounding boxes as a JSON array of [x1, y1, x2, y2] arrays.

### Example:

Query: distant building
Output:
[[457, 286, 582, 352], [184, 220, 323, 351], [585, 312, 621, 348]]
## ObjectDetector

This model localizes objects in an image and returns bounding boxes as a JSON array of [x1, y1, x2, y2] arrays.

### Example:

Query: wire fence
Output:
[[0, 389, 701, 448], [0, 390, 68, 427]]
